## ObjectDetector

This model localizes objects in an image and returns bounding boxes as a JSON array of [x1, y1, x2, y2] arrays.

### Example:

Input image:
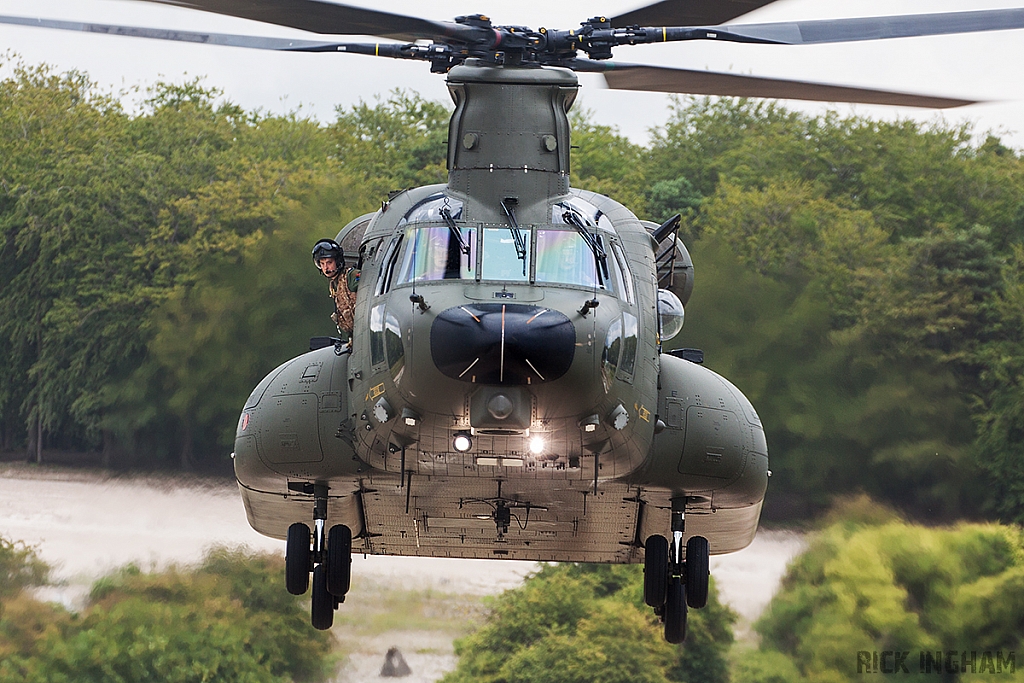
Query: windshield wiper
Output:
[[439, 206, 470, 255], [562, 208, 608, 280], [500, 198, 528, 276]]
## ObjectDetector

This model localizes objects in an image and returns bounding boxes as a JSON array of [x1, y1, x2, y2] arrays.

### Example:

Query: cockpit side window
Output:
[[611, 242, 635, 306], [602, 312, 639, 389], [602, 316, 622, 393], [396, 225, 476, 284], [619, 312, 639, 379], [374, 233, 403, 296]]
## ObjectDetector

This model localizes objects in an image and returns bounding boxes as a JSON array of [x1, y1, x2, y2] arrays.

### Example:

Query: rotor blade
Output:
[[136, 0, 484, 43], [611, 0, 779, 28], [0, 14, 399, 52], [581, 61, 978, 108], [718, 8, 1024, 45]]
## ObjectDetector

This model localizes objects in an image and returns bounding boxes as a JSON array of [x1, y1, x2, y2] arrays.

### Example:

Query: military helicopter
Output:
[[6, 0, 1024, 644]]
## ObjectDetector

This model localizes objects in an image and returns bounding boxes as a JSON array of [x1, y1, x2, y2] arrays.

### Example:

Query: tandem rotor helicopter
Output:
[[6, 0, 1024, 643]]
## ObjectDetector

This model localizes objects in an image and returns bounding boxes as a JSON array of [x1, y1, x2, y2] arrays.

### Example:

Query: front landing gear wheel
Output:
[[326, 524, 352, 597], [664, 576, 688, 644], [643, 535, 668, 608], [685, 535, 710, 609], [311, 564, 333, 630], [285, 523, 311, 596]]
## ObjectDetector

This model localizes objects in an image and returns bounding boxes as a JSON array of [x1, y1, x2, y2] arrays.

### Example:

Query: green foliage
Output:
[[101, 171, 377, 467], [569, 109, 648, 214], [645, 176, 703, 232], [0, 547, 332, 683], [751, 514, 1024, 682], [0, 536, 48, 606], [0, 61, 371, 467], [732, 650, 804, 683], [331, 90, 451, 194], [442, 563, 735, 683], [973, 244, 1024, 521]]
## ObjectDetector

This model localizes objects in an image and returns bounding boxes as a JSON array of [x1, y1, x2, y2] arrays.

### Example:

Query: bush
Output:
[[750, 509, 1024, 682], [0, 546, 332, 683], [442, 562, 736, 683], [0, 536, 48, 605]]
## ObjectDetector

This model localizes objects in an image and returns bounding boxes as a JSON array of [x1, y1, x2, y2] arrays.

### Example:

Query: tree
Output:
[[973, 244, 1024, 522], [569, 109, 648, 214]]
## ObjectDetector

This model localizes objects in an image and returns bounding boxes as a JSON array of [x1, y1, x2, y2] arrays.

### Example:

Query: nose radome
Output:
[[430, 304, 575, 385]]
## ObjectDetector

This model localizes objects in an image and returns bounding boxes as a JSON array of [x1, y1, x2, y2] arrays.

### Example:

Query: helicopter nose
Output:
[[430, 304, 575, 385]]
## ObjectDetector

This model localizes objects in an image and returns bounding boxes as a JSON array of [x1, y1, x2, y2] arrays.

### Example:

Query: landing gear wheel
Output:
[[643, 535, 668, 608], [326, 524, 352, 597], [664, 576, 688, 644], [285, 522, 311, 596], [310, 564, 334, 630], [685, 535, 710, 609]]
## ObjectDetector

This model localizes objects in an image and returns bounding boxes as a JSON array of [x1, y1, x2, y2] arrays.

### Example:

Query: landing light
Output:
[[453, 432, 473, 452], [402, 407, 420, 427], [529, 436, 545, 454]]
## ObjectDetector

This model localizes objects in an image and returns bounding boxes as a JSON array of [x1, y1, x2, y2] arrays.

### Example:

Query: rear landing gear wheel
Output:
[[644, 535, 668, 608], [285, 522, 311, 596], [664, 576, 688, 644], [311, 564, 333, 630], [326, 524, 352, 597], [685, 535, 710, 609]]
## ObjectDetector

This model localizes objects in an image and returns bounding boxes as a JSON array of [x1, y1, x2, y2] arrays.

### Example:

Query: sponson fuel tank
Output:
[[634, 353, 769, 511]]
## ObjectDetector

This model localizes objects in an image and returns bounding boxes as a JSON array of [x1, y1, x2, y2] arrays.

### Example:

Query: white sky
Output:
[[1, 0, 1023, 148]]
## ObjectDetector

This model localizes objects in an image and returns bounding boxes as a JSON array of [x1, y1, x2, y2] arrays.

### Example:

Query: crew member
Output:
[[312, 238, 359, 341]]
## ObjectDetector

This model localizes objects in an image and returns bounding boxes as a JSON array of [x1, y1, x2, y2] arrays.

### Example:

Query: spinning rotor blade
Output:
[[574, 61, 978, 108], [611, 0, 779, 29], [138, 0, 485, 43], [0, 14, 383, 52], [717, 8, 1024, 45]]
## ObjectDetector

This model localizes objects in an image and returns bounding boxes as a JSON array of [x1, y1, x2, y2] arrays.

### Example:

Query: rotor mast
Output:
[[445, 62, 578, 224]]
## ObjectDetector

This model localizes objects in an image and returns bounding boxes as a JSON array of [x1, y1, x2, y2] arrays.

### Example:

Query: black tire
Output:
[[310, 564, 334, 630], [643, 535, 669, 607], [285, 523, 311, 596], [326, 524, 352, 597], [685, 535, 710, 609], [664, 576, 688, 644]]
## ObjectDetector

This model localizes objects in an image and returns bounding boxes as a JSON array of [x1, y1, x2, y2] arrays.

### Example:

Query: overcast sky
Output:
[[1, 0, 1023, 147]]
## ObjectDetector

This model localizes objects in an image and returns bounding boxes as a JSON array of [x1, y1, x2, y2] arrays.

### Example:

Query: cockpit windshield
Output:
[[481, 227, 530, 281], [397, 225, 476, 283], [384, 207, 620, 294], [535, 229, 605, 289]]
